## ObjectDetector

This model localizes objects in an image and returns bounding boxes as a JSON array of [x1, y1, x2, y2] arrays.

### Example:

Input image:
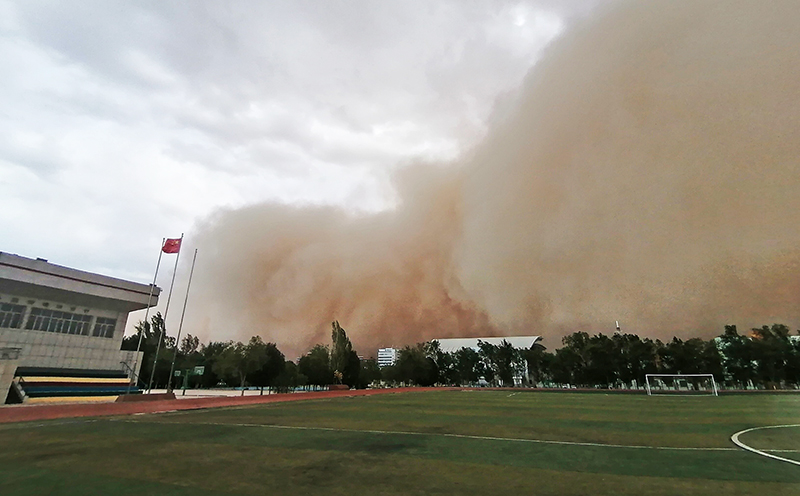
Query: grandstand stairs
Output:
[[9, 367, 141, 404]]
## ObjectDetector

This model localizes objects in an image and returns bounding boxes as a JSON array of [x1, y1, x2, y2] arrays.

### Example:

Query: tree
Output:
[[330, 321, 360, 386], [357, 359, 382, 388], [122, 312, 171, 388], [396, 344, 438, 386], [330, 321, 350, 373], [658, 337, 723, 390], [249, 342, 286, 393], [425, 341, 457, 385], [453, 347, 481, 385], [198, 341, 228, 388], [212, 337, 270, 394], [698, 338, 725, 381], [659, 337, 721, 376], [273, 361, 307, 393], [121, 319, 151, 352], [380, 364, 401, 385], [719, 325, 756, 387], [558, 332, 591, 386], [298, 344, 333, 386], [787, 330, 800, 386], [583, 334, 617, 387], [180, 334, 200, 356], [477, 341, 499, 385], [171, 333, 203, 389], [750, 324, 794, 388], [612, 334, 658, 388], [343, 349, 361, 387], [522, 342, 552, 387], [549, 346, 582, 385], [494, 340, 524, 387]]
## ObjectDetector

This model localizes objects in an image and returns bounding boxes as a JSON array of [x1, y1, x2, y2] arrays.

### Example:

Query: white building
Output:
[[433, 336, 541, 386], [377, 347, 398, 368], [433, 336, 540, 353], [0, 252, 159, 403]]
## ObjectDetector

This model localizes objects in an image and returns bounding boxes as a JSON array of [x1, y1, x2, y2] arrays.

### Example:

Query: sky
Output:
[[0, 0, 593, 285], [5, 1, 800, 354]]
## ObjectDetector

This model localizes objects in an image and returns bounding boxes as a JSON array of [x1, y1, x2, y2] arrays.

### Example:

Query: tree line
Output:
[[409, 324, 800, 389], [122, 318, 381, 392], [123, 318, 800, 391]]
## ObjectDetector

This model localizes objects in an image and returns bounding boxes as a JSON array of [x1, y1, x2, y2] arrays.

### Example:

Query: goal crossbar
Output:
[[645, 374, 718, 396]]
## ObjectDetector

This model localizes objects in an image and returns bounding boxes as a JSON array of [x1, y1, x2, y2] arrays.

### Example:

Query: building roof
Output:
[[0, 252, 159, 311], [433, 336, 540, 353]]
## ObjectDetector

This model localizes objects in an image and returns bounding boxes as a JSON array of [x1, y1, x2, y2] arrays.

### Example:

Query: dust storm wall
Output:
[[188, 1, 800, 355]]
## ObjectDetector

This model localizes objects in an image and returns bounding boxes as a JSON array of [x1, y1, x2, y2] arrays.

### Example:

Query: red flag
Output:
[[162, 238, 182, 254]]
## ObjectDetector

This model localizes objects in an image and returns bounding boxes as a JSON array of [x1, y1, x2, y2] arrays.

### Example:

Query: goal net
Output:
[[645, 374, 718, 396]]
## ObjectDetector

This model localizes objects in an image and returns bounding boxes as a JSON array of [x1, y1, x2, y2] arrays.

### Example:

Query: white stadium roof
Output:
[[433, 336, 540, 353]]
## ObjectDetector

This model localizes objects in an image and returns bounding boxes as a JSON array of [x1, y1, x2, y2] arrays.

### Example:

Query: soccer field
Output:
[[1, 390, 799, 495]]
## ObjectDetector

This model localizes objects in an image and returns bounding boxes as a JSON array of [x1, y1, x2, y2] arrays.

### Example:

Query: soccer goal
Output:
[[645, 374, 718, 396]]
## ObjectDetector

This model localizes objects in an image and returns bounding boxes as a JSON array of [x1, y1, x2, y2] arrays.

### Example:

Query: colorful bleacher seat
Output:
[[12, 367, 139, 404]]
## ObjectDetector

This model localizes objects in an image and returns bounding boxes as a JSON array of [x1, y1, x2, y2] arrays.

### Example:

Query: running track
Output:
[[4, 386, 792, 424], [0, 388, 449, 424]]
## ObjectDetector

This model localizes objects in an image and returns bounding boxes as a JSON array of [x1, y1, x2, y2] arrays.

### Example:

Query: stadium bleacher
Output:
[[10, 367, 138, 404]]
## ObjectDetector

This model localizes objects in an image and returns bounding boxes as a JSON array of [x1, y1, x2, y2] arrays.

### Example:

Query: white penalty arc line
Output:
[[109, 418, 738, 452], [730, 424, 800, 467]]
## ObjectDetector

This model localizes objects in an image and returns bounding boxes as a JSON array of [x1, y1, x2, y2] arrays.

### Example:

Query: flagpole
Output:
[[127, 238, 164, 394], [147, 233, 183, 393], [167, 249, 198, 392]]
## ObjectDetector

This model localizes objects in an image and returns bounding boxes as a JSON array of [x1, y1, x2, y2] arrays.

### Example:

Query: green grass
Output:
[[1, 390, 799, 495]]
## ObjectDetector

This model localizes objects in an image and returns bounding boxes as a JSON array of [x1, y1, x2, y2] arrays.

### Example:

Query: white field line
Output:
[[730, 424, 800, 467], [109, 418, 740, 452], [0, 418, 95, 430], [8, 416, 797, 455]]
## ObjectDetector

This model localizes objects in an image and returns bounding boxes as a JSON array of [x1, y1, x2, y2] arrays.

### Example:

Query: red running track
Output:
[[0, 388, 450, 424]]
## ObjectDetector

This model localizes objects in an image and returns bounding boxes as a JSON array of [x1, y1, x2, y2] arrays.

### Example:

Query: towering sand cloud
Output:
[[189, 1, 800, 355]]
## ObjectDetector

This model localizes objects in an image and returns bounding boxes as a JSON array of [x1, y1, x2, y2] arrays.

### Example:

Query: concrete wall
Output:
[[0, 347, 21, 403], [120, 350, 144, 379], [0, 291, 129, 371], [1, 327, 126, 371]]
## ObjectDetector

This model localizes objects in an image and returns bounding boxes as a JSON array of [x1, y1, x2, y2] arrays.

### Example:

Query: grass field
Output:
[[1, 390, 799, 495]]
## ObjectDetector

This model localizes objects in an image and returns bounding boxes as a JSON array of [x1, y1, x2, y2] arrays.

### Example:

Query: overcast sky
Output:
[[1, 0, 596, 287]]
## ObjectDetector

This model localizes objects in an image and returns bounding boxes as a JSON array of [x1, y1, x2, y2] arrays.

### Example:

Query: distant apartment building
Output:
[[377, 347, 398, 368]]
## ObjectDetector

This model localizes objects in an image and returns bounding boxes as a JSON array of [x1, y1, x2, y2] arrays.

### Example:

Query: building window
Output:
[[25, 308, 92, 335], [93, 317, 117, 338], [0, 304, 26, 329]]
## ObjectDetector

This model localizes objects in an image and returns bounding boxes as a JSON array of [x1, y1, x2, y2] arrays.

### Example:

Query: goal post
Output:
[[645, 374, 718, 396]]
